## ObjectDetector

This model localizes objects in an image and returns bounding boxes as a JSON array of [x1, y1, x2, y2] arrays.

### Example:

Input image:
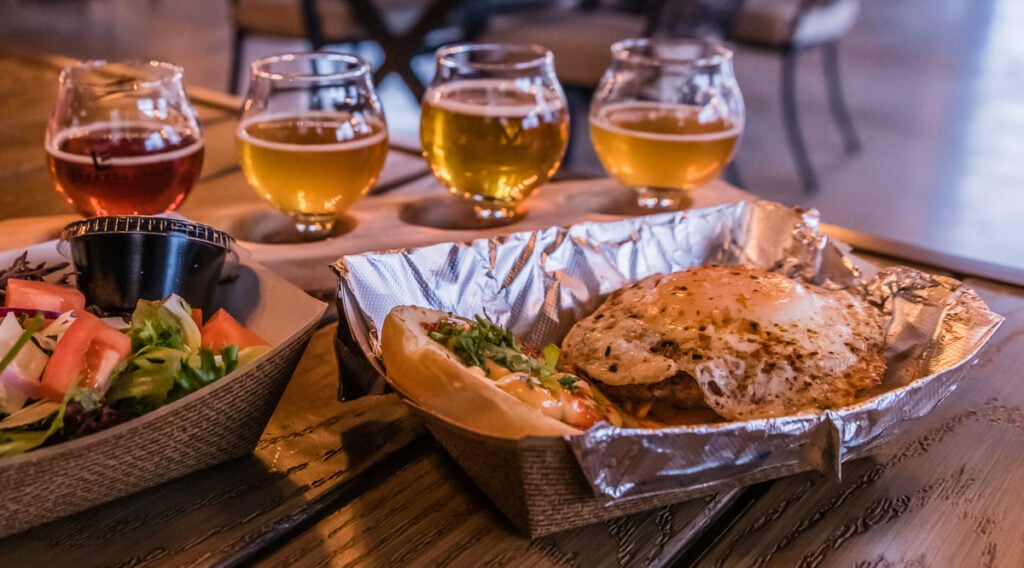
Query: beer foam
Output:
[[424, 79, 565, 117], [47, 121, 204, 165], [237, 112, 388, 152], [592, 102, 741, 142]]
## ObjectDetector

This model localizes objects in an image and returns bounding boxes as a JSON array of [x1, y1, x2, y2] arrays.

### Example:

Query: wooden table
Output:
[[2, 51, 1024, 567]]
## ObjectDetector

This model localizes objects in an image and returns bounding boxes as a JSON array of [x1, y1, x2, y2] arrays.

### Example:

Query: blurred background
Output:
[[1, 0, 1021, 271]]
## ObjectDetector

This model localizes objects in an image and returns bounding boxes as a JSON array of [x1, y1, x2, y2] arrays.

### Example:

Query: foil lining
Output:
[[332, 200, 1003, 503]]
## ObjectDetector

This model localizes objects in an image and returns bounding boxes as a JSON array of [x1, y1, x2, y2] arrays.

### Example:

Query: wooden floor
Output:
[[1, 0, 1021, 272]]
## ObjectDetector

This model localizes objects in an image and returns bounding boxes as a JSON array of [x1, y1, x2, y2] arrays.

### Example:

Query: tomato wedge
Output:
[[39, 311, 131, 401], [201, 309, 268, 352], [5, 279, 85, 313], [191, 308, 203, 329]]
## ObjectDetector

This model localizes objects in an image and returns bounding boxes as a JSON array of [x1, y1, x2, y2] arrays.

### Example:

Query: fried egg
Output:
[[560, 265, 887, 420]]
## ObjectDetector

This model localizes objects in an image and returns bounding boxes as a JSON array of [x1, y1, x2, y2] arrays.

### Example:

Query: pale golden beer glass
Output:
[[421, 43, 569, 224], [590, 38, 744, 209], [238, 52, 388, 239]]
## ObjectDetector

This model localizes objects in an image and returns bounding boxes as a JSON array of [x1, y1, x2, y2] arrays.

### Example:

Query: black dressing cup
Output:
[[59, 216, 237, 315]]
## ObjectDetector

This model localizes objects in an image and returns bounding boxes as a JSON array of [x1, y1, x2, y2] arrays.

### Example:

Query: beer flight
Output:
[[43, 38, 744, 240]]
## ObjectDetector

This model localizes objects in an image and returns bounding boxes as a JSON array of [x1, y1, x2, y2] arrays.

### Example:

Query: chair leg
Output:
[[823, 41, 861, 154], [229, 28, 245, 95], [781, 49, 819, 193], [724, 160, 744, 189], [299, 0, 326, 49], [561, 86, 593, 171]]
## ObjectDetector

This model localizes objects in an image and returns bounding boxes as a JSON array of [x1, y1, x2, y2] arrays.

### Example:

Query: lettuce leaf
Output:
[[126, 294, 200, 354], [106, 345, 185, 406], [0, 408, 64, 456], [171, 344, 238, 400], [110, 296, 198, 408], [0, 393, 72, 457]]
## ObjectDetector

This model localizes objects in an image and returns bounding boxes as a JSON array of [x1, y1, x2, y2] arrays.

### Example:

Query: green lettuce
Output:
[[109, 295, 238, 409], [0, 293, 258, 457]]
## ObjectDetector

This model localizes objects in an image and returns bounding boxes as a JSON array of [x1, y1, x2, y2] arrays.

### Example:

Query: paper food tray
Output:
[[0, 240, 326, 538], [332, 200, 1002, 537]]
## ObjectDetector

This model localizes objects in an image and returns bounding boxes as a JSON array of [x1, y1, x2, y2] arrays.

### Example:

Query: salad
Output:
[[0, 253, 269, 457]]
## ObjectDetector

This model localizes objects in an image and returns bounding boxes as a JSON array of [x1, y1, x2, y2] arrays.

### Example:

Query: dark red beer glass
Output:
[[45, 60, 204, 216]]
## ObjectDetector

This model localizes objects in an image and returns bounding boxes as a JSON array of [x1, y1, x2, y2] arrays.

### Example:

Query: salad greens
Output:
[[0, 399, 68, 457], [0, 295, 247, 457], [107, 295, 233, 411]]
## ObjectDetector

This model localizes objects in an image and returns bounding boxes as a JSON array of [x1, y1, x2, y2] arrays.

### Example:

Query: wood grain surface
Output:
[[253, 439, 741, 568], [694, 275, 1024, 568], [0, 326, 424, 567]]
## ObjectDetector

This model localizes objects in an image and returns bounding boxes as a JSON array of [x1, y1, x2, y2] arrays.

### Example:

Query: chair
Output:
[[480, 0, 863, 192], [727, 0, 862, 192], [479, 1, 651, 90], [228, 0, 463, 97]]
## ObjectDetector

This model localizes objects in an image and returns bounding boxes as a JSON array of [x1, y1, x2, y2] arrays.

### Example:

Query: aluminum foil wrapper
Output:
[[332, 200, 1003, 503]]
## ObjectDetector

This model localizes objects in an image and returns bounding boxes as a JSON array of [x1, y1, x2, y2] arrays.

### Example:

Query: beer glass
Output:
[[421, 43, 569, 224], [590, 38, 744, 209], [238, 52, 388, 240], [46, 60, 205, 217]]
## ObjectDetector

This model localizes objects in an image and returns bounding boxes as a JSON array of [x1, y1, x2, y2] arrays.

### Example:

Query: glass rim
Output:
[[249, 51, 372, 83], [59, 59, 185, 88], [610, 37, 734, 67], [435, 42, 554, 71]]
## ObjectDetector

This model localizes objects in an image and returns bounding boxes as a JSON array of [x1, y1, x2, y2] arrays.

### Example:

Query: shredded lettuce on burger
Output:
[[426, 313, 622, 428]]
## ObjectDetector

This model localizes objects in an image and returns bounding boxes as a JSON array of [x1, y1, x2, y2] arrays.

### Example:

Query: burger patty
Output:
[[586, 370, 707, 410], [559, 266, 887, 421]]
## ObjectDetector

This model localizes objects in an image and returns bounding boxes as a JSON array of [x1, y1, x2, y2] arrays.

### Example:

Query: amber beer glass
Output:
[[590, 38, 744, 209], [45, 60, 204, 216], [421, 43, 569, 224], [238, 53, 388, 239]]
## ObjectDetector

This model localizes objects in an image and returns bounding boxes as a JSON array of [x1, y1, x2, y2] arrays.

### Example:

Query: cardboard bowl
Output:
[[401, 400, 732, 538], [333, 202, 1002, 537], [0, 241, 326, 538]]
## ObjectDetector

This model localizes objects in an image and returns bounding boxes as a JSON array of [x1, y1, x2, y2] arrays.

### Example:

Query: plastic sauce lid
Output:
[[60, 216, 236, 250]]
